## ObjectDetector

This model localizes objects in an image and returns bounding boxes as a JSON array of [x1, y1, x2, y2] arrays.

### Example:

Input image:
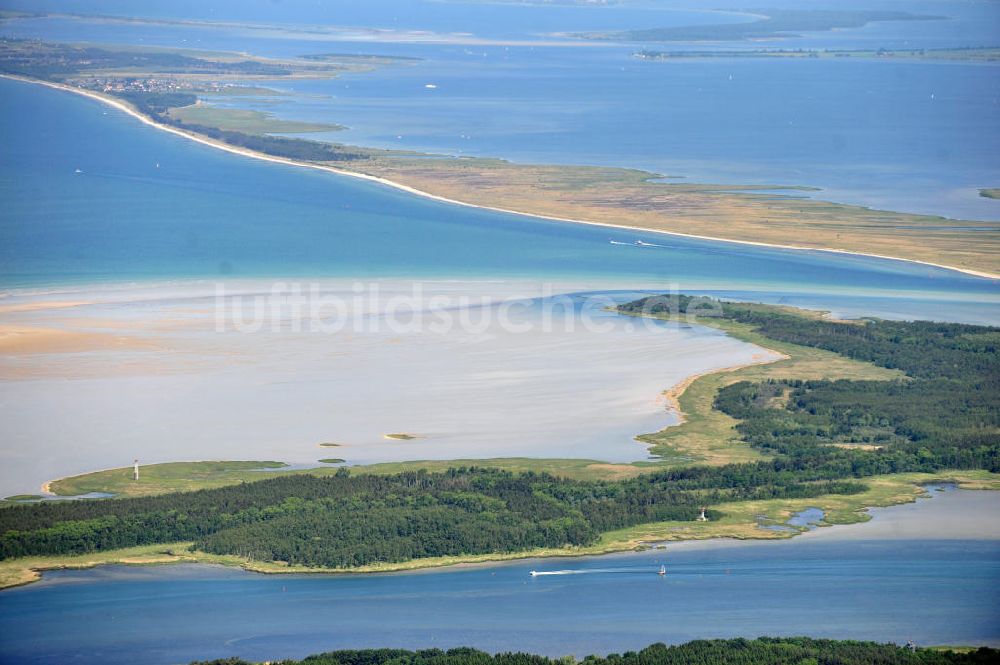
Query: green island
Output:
[[980, 189, 1000, 200], [165, 103, 343, 134], [577, 9, 943, 42], [0, 37, 411, 80], [635, 46, 1000, 62], [44, 460, 289, 497], [1, 296, 997, 590], [186, 638, 998, 665], [1, 38, 997, 276], [318, 458, 346, 464]]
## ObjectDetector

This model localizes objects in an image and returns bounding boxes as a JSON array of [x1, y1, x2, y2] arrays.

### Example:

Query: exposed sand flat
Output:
[[43, 315, 216, 333], [0, 356, 195, 381], [0, 301, 91, 315], [0, 325, 158, 355], [0, 280, 782, 496]]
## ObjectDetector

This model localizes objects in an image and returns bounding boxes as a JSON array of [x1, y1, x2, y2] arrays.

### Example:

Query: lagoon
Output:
[[3, 1, 999, 219], [0, 5, 998, 661], [1, 75, 999, 496], [0, 281, 783, 496]]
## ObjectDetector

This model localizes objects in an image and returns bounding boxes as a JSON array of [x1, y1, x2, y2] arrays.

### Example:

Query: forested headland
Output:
[[620, 294, 998, 473], [189, 638, 997, 665], [1, 296, 996, 571]]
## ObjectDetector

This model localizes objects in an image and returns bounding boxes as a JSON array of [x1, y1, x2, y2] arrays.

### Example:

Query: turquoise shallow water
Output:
[[0, 21, 998, 661], [1, 78, 997, 323]]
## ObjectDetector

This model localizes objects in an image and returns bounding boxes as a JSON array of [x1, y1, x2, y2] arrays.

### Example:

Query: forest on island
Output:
[[620, 295, 999, 473], [1, 297, 996, 569], [189, 638, 998, 665], [0, 464, 860, 565]]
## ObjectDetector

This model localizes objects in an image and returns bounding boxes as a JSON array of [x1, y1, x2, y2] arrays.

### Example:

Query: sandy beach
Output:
[[0, 325, 158, 355], [4, 74, 996, 281], [660, 351, 789, 426], [0, 301, 91, 315]]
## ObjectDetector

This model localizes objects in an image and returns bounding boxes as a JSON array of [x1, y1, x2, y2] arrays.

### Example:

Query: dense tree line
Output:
[[160, 117, 369, 162], [1, 297, 995, 569], [621, 296, 999, 475], [0, 466, 860, 565], [115, 90, 369, 162], [715, 378, 998, 473], [117, 90, 369, 162], [117, 91, 198, 115], [189, 638, 998, 665], [715, 305, 998, 382]]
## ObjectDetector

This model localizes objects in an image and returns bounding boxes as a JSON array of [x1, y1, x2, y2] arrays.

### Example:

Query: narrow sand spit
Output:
[[661, 351, 790, 426], [3, 74, 995, 281]]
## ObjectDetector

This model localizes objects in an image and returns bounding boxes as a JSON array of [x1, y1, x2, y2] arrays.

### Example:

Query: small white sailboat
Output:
[[658, 565, 666, 576]]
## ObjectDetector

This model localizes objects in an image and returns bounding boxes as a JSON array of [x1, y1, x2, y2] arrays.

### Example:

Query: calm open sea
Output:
[[2, 0, 998, 219], [1, 78, 997, 323], [0, 487, 997, 663]]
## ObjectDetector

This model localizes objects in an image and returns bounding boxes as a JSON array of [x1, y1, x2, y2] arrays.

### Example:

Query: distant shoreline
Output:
[[3, 73, 996, 281]]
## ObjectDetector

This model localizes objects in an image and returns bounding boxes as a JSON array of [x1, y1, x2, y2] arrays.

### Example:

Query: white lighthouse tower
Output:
[[133, 459, 140, 481]]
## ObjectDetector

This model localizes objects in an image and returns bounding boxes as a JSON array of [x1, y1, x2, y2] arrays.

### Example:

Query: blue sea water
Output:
[[0, 0, 750, 39], [1, 78, 997, 322], [2, 0, 999, 219], [0, 9, 998, 659], [4, 0, 998, 48], [1, 488, 998, 663]]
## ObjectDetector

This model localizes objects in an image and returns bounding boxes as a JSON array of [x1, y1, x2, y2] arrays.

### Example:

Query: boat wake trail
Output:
[[609, 239, 671, 248], [529, 567, 662, 577]]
